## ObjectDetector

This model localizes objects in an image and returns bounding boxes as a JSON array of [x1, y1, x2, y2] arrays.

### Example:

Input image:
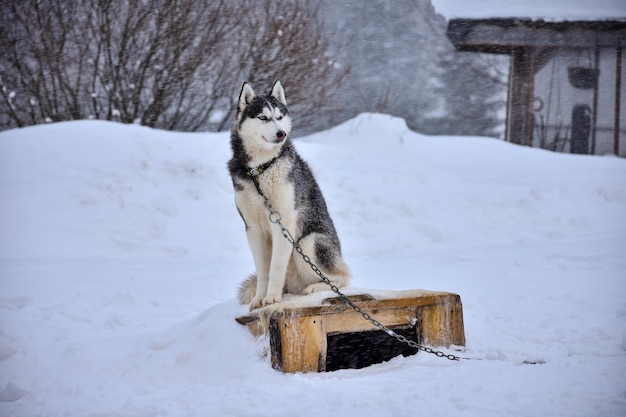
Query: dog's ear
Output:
[[238, 82, 255, 112], [270, 80, 287, 106]]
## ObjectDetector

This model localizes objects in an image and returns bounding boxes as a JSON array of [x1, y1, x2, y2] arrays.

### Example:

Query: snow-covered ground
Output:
[[1, 114, 625, 416]]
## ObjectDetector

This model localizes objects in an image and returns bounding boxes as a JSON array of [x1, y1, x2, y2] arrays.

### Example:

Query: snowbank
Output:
[[1, 114, 625, 416]]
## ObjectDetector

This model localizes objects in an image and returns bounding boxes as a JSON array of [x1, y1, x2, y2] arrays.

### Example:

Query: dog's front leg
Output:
[[264, 220, 295, 306], [246, 228, 271, 310]]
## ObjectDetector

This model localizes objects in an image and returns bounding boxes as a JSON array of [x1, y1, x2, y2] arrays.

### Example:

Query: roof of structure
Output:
[[447, 19, 626, 53], [431, 0, 626, 22]]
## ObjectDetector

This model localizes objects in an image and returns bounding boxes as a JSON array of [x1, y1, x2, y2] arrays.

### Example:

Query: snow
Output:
[[431, 0, 626, 21], [1, 113, 625, 416]]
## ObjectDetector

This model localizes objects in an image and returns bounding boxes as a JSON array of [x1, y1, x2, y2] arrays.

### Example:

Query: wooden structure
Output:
[[236, 289, 465, 373], [447, 19, 626, 156]]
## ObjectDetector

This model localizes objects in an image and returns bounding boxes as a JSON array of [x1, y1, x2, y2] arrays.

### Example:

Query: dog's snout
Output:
[[276, 130, 286, 141]]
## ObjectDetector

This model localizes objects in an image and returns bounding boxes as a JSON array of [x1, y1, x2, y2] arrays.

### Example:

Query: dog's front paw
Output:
[[249, 296, 264, 311], [249, 294, 282, 311], [262, 294, 282, 306]]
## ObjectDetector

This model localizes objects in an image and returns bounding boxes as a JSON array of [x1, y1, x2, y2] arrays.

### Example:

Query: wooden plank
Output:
[[235, 315, 264, 338], [323, 307, 417, 334], [448, 19, 626, 51], [266, 292, 460, 318]]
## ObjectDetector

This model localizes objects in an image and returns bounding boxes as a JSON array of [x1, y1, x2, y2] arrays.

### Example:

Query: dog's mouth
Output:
[[262, 134, 287, 144]]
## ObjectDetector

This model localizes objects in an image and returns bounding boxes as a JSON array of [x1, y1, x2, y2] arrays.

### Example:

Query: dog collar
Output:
[[246, 156, 278, 184]]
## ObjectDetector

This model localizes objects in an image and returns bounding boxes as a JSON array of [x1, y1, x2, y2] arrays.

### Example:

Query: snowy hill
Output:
[[1, 115, 625, 416]]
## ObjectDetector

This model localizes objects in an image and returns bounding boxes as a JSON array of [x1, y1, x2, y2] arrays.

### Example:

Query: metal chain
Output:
[[253, 180, 461, 361]]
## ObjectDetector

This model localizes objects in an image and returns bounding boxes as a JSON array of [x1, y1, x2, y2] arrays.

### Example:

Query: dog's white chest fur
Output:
[[234, 162, 296, 235]]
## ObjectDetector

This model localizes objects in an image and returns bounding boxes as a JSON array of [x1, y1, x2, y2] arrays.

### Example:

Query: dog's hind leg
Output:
[[301, 268, 350, 295], [294, 233, 351, 295]]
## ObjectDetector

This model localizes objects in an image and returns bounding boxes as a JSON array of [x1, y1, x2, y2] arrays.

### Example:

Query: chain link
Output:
[[253, 179, 461, 362]]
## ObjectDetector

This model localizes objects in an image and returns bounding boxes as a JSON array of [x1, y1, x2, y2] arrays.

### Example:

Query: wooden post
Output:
[[420, 296, 466, 347], [615, 46, 622, 156], [270, 315, 326, 373], [507, 47, 535, 146], [525, 47, 536, 147], [591, 46, 600, 155], [504, 53, 513, 143]]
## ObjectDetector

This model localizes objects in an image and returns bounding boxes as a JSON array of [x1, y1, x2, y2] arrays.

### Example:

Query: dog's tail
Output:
[[237, 274, 257, 304]]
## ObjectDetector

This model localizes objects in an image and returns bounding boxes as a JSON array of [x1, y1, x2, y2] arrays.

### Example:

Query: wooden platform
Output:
[[236, 289, 465, 373]]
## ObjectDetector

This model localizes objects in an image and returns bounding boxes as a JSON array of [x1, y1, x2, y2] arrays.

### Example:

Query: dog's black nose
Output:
[[276, 130, 286, 141]]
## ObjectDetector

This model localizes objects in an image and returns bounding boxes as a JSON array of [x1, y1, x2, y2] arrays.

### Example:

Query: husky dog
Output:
[[228, 80, 350, 310]]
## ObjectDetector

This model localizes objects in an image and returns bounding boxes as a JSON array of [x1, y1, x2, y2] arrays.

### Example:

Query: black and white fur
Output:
[[228, 80, 350, 310]]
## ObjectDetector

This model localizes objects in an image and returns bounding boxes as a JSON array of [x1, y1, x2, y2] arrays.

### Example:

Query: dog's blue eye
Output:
[[258, 115, 268, 121]]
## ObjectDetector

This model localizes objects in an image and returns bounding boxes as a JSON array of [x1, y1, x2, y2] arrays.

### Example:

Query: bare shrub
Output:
[[0, 0, 348, 133]]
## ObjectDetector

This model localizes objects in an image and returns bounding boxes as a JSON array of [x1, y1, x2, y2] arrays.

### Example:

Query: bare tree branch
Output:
[[0, 0, 348, 132]]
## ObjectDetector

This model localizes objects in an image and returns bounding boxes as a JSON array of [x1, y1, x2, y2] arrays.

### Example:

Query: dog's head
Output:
[[235, 80, 292, 149]]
